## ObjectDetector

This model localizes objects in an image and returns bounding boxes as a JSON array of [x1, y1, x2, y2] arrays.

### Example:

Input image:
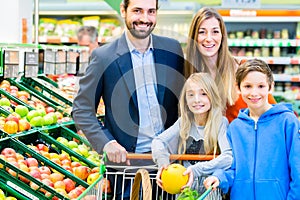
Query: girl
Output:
[[152, 72, 232, 199]]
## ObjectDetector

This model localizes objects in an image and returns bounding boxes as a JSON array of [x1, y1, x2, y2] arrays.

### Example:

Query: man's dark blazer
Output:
[[72, 33, 184, 153]]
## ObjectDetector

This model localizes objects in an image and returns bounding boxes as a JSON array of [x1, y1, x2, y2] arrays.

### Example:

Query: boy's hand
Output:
[[203, 176, 220, 191]]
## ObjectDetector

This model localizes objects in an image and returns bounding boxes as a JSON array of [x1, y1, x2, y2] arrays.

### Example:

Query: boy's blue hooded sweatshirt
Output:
[[214, 103, 300, 200]]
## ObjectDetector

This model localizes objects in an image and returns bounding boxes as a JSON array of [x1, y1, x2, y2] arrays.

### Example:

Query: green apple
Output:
[[36, 109, 46, 117], [26, 110, 39, 121], [78, 144, 89, 158], [0, 98, 10, 106], [43, 114, 54, 125], [30, 116, 44, 127], [47, 112, 58, 124], [72, 147, 82, 156], [56, 137, 69, 146], [67, 140, 78, 149], [15, 105, 29, 118]]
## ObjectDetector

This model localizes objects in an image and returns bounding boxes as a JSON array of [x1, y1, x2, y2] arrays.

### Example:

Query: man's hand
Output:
[[103, 141, 130, 165]]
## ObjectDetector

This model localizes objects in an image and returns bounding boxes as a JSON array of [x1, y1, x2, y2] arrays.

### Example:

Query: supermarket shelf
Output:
[[228, 39, 300, 47], [236, 56, 300, 65]]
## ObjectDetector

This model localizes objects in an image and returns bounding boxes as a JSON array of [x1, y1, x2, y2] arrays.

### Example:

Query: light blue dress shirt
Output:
[[125, 33, 164, 153]]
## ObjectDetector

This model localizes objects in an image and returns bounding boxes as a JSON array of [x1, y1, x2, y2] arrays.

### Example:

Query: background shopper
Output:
[[184, 7, 276, 122], [152, 72, 232, 199], [204, 59, 300, 200], [76, 25, 99, 54]]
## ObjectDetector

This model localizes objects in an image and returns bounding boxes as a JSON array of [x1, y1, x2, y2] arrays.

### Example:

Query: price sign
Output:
[[222, 0, 260, 9]]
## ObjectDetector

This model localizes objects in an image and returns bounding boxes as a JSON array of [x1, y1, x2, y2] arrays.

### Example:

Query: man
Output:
[[72, 0, 184, 198], [77, 25, 99, 54]]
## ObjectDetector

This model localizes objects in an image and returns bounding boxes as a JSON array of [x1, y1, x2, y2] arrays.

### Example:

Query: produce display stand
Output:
[[13, 128, 97, 169], [17, 76, 73, 107], [0, 179, 32, 200], [7, 78, 71, 117], [0, 137, 72, 200]]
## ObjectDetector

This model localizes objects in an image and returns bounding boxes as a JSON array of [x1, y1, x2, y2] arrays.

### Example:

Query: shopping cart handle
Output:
[[126, 153, 217, 161]]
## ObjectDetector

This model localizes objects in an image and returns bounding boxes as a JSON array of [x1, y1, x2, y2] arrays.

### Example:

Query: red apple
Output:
[[49, 172, 64, 183], [45, 106, 55, 113], [26, 157, 39, 167], [61, 159, 71, 166], [1, 147, 17, 159], [73, 166, 90, 180], [71, 161, 81, 168], [36, 144, 49, 152], [5, 115, 20, 124], [41, 173, 50, 180], [29, 169, 42, 179], [62, 165, 72, 173], [39, 166, 51, 175], [63, 178, 76, 193]]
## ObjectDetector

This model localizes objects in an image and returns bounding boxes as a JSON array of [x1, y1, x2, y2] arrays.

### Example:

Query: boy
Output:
[[204, 58, 300, 200]]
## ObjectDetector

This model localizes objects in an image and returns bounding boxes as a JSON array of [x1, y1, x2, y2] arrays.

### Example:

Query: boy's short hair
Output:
[[236, 58, 274, 90]]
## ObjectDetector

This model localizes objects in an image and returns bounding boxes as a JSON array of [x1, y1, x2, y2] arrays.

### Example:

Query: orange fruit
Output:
[[161, 163, 188, 194]]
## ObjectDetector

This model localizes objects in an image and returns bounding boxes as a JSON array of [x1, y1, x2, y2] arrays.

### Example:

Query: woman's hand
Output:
[[203, 176, 220, 191], [156, 164, 168, 189]]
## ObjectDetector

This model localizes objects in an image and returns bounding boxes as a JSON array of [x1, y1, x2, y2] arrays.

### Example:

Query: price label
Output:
[[222, 0, 260, 9]]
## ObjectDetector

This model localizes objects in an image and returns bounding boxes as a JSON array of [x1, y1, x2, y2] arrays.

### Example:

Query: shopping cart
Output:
[[87, 153, 221, 200], [77, 153, 107, 200]]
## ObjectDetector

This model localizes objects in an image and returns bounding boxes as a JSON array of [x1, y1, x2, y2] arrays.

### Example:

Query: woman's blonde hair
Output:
[[178, 73, 223, 156], [184, 7, 238, 106]]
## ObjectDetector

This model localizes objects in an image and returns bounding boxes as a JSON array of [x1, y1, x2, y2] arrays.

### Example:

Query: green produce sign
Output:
[[104, 0, 122, 14]]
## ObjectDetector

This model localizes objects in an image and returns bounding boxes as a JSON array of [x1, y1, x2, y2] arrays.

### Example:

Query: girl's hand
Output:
[[156, 164, 168, 189], [181, 166, 194, 190], [203, 176, 220, 191]]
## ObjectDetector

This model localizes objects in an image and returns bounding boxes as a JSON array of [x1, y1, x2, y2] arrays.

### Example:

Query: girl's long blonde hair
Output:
[[178, 73, 223, 156], [184, 7, 238, 106]]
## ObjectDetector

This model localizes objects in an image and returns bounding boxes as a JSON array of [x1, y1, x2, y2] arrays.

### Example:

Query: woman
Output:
[[184, 7, 276, 122]]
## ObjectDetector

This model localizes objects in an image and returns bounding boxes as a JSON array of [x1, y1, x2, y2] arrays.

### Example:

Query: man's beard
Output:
[[126, 21, 155, 39]]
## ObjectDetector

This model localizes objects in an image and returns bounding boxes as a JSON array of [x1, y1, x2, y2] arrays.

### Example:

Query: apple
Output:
[[54, 180, 66, 190], [43, 114, 54, 125], [41, 173, 50, 180], [17, 91, 30, 99], [62, 165, 72, 173], [45, 106, 55, 113], [50, 158, 61, 166], [59, 152, 71, 162], [49, 172, 64, 183], [29, 169, 42, 179], [1, 147, 17, 159], [0, 97, 11, 106], [39, 166, 51, 175], [63, 178, 76, 193], [18, 119, 31, 132], [40, 151, 50, 159], [47, 112, 58, 124], [68, 188, 83, 199], [71, 161, 81, 168], [77, 144, 90, 158], [26, 157, 39, 167], [5, 114, 20, 123], [41, 178, 54, 191], [26, 110, 40, 121], [30, 116, 44, 127], [87, 173, 100, 185], [49, 152, 60, 159], [15, 105, 29, 118], [3, 121, 18, 134], [17, 159, 27, 166], [73, 166, 90, 180], [67, 140, 78, 149], [55, 111, 63, 120], [0, 188, 5, 200], [5, 197, 17, 200], [36, 144, 49, 152], [36, 108, 46, 117], [56, 137, 69, 147], [18, 95, 29, 104]]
